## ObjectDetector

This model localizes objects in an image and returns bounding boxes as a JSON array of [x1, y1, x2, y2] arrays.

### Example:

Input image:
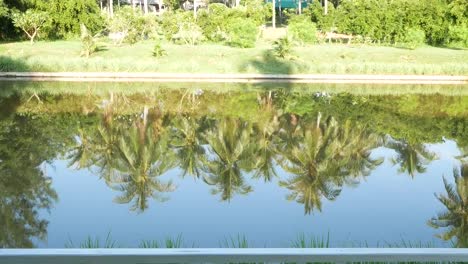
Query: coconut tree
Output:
[[279, 115, 383, 214], [203, 118, 254, 201], [171, 116, 206, 178], [108, 107, 176, 212], [251, 115, 280, 182], [278, 115, 344, 214], [428, 163, 468, 248], [385, 137, 437, 178]]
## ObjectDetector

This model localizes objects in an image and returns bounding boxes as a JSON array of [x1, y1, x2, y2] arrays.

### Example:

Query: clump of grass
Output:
[[221, 234, 250, 248], [139, 234, 184, 248], [65, 232, 118, 248], [292, 233, 330, 248]]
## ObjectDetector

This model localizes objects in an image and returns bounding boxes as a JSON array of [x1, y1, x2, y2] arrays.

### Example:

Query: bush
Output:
[[400, 27, 426, 50], [11, 9, 48, 44], [196, 4, 232, 42], [226, 18, 257, 48], [333, 0, 449, 45], [173, 21, 204, 45], [36, 0, 104, 38], [287, 15, 317, 44], [108, 7, 159, 44], [161, 11, 194, 41], [448, 24, 468, 47]]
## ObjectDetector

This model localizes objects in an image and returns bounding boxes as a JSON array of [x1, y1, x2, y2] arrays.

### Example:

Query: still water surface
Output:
[[0, 82, 467, 248]]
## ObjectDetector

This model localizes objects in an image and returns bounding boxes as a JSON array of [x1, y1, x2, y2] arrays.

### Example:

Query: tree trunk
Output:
[[298, 0, 301, 14], [324, 0, 328, 15], [109, 0, 114, 17], [132, 0, 136, 9], [144, 0, 149, 14], [272, 0, 276, 28]]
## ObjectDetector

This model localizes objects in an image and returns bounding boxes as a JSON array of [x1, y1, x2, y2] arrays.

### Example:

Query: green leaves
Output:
[[11, 9, 48, 43]]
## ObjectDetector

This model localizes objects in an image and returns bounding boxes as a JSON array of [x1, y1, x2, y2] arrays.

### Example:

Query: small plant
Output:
[[11, 10, 48, 44], [80, 24, 97, 58], [273, 36, 294, 59], [152, 42, 167, 58], [292, 233, 330, 248], [221, 234, 249, 248], [139, 234, 184, 248], [65, 232, 118, 248]]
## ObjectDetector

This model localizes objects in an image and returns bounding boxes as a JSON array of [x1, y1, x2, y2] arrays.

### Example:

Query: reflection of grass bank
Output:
[[1, 81, 468, 97], [0, 41, 467, 75]]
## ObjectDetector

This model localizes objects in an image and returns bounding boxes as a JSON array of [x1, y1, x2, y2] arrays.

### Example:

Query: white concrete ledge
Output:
[[0, 72, 467, 84], [0, 248, 467, 264]]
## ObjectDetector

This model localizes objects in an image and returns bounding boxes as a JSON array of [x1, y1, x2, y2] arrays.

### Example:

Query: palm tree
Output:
[[203, 118, 253, 201], [279, 115, 383, 214], [171, 116, 206, 178], [278, 115, 343, 214], [428, 163, 468, 248], [385, 137, 437, 178], [109, 107, 177, 212], [251, 115, 280, 182]]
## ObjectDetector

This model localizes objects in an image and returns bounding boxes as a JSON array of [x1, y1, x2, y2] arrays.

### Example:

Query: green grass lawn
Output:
[[0, 40, 467, 74]]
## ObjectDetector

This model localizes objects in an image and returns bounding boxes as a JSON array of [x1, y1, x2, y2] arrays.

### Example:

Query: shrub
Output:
[[448, 24, 468, 47], [241, 0, 271, 26], [11, 9, 48, 44], [152, 42, 167, 58], [80, 24, 97, 58], [273, 36, 294, 59], [196, 4, 232, 42], [173, 22, 204, 45], [401, 27, 426, 50], [226, 18, 257, 48], [161, 11, 194, 41], [36, 0, 104, 38], [108, 7, 159, 44], [287, 15, 317, 44]]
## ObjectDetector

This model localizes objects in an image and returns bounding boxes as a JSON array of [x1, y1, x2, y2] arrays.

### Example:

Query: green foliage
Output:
[[196, 4, 232, 42], [152, 42, 167, 58], [108, 7, 160, 44], [173, 21, 204, 45], [140, 235, 184, 248], [0, 0, 7, 17], [80, 24, 97, 58], [333, 0, 450, 45], [226, 17, 257, 48], [241, 0, 271, 25], [11, 9, 48, 43], [400, 27, 426, 50], [273, 36, 294, 59], [303, 1, 335, 31], [161, 11, 194, 41], [287, 15, 317, 44], [35, 0, 104, 39], [448, 23, 468, 47]]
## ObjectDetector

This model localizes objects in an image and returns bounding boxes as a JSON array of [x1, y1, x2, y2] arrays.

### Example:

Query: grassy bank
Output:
[[1, 40, 467, 75]]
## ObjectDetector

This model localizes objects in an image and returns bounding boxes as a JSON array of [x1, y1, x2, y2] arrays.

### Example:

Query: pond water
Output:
[[0, 81, 467, 249]]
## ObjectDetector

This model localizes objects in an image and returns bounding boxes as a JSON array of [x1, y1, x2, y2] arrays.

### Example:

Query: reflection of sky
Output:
[[37, 142, 460, 248]]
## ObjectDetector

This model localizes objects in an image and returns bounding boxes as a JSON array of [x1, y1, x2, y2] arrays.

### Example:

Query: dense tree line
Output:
[[0, 0, 466, 47]]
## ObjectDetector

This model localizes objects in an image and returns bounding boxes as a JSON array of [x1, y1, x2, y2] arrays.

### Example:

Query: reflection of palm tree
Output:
[[203, 118, 253, 201], [428, 163, 468, 248], [279, 115, 342, 214], [385, 137, 436, 178], [171, 116, 206, 178], [252, 115, 280, 182], [279, 115, 382, 214], [110, 108, 176, 212]]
